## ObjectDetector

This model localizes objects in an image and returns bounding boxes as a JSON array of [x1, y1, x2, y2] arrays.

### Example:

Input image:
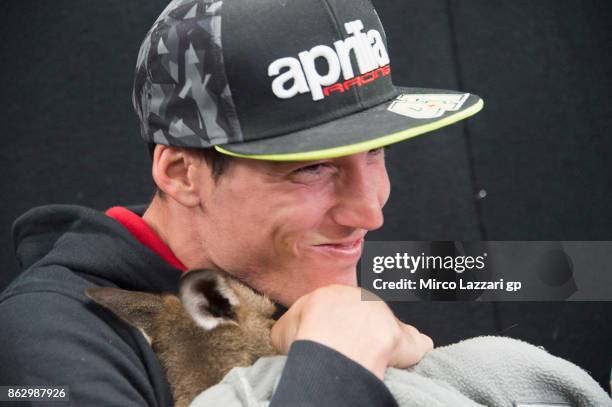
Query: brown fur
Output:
[[86, 270, 276, 407]]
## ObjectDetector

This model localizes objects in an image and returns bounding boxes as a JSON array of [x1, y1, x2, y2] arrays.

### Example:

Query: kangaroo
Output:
[[86, 269, 277, 407]]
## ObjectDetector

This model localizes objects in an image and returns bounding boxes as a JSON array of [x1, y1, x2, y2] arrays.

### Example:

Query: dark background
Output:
[[1, 0, 611, 390]]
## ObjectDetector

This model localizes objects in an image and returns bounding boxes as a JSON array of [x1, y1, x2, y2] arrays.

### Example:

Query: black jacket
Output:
[[0, 204, 396, 406]]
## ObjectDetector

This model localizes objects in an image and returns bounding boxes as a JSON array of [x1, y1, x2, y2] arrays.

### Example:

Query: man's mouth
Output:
[[311, 237, 364, 259]]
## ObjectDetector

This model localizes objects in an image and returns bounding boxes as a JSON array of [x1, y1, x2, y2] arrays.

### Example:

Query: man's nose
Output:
[[329, 166, 386, 231]]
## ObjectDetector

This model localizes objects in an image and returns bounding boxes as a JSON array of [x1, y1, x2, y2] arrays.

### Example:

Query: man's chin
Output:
[[278, 271, 357, 307], [307, 267, 358, 288]]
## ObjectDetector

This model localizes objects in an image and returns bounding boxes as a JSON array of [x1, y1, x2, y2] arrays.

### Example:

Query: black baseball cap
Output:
[[132, 0, 483, 161]]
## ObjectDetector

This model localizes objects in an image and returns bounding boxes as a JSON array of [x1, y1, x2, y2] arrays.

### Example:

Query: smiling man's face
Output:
[[195, 148, 391, 306]]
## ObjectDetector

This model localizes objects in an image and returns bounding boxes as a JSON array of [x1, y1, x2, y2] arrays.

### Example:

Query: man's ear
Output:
[[85, 287, 164, 341], [151, 144, 203, 207], [179, 269, 240, 330]]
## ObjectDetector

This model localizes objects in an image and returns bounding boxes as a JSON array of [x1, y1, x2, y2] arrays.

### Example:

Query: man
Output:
[[0, 0, 482, 405]]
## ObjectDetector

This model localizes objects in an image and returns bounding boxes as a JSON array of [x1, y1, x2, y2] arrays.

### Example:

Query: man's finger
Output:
[[390, 322, 434, 369], [270, 294, 307, 354]]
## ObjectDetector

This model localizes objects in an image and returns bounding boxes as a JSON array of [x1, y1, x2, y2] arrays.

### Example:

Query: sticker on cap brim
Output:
[[388, 93, 469, 119]]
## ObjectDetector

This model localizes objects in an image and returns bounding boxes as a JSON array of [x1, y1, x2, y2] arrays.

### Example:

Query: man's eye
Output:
[[295, 163, 325, 174], [368, 147, 385, 155]]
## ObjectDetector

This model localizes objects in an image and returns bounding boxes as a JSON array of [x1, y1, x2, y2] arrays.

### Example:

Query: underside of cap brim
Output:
[[215, 88, 484, 161]]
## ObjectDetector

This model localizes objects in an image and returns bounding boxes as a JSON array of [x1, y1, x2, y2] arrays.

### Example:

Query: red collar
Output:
[[106, 206, 187, 272]]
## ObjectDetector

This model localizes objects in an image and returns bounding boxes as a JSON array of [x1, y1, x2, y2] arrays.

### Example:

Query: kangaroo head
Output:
[[86, 269, 277, 407]]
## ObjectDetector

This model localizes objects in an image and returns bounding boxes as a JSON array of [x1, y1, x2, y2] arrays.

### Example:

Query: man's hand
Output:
[[271, 285, 433, 380]]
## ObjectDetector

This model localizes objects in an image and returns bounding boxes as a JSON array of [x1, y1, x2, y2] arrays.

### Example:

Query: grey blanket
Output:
[[190, 336, 612, 407]]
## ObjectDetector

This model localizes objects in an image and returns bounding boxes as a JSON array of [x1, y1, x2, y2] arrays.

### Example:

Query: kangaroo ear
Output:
[[86, 287, 163, 340], [179, 269, 239, 330]]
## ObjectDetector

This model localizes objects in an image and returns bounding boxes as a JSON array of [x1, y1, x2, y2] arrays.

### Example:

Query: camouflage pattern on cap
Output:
[[132, 0, 243, 148]]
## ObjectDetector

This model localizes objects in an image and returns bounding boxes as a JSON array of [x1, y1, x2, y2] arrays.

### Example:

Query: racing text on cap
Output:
[[268, 19, 390, 102]]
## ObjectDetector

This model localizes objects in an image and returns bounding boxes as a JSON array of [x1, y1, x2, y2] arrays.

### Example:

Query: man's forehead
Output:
[[231, 147, 385, 173], [242, 157, 324, 172], [248, 150, 372, 165]]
